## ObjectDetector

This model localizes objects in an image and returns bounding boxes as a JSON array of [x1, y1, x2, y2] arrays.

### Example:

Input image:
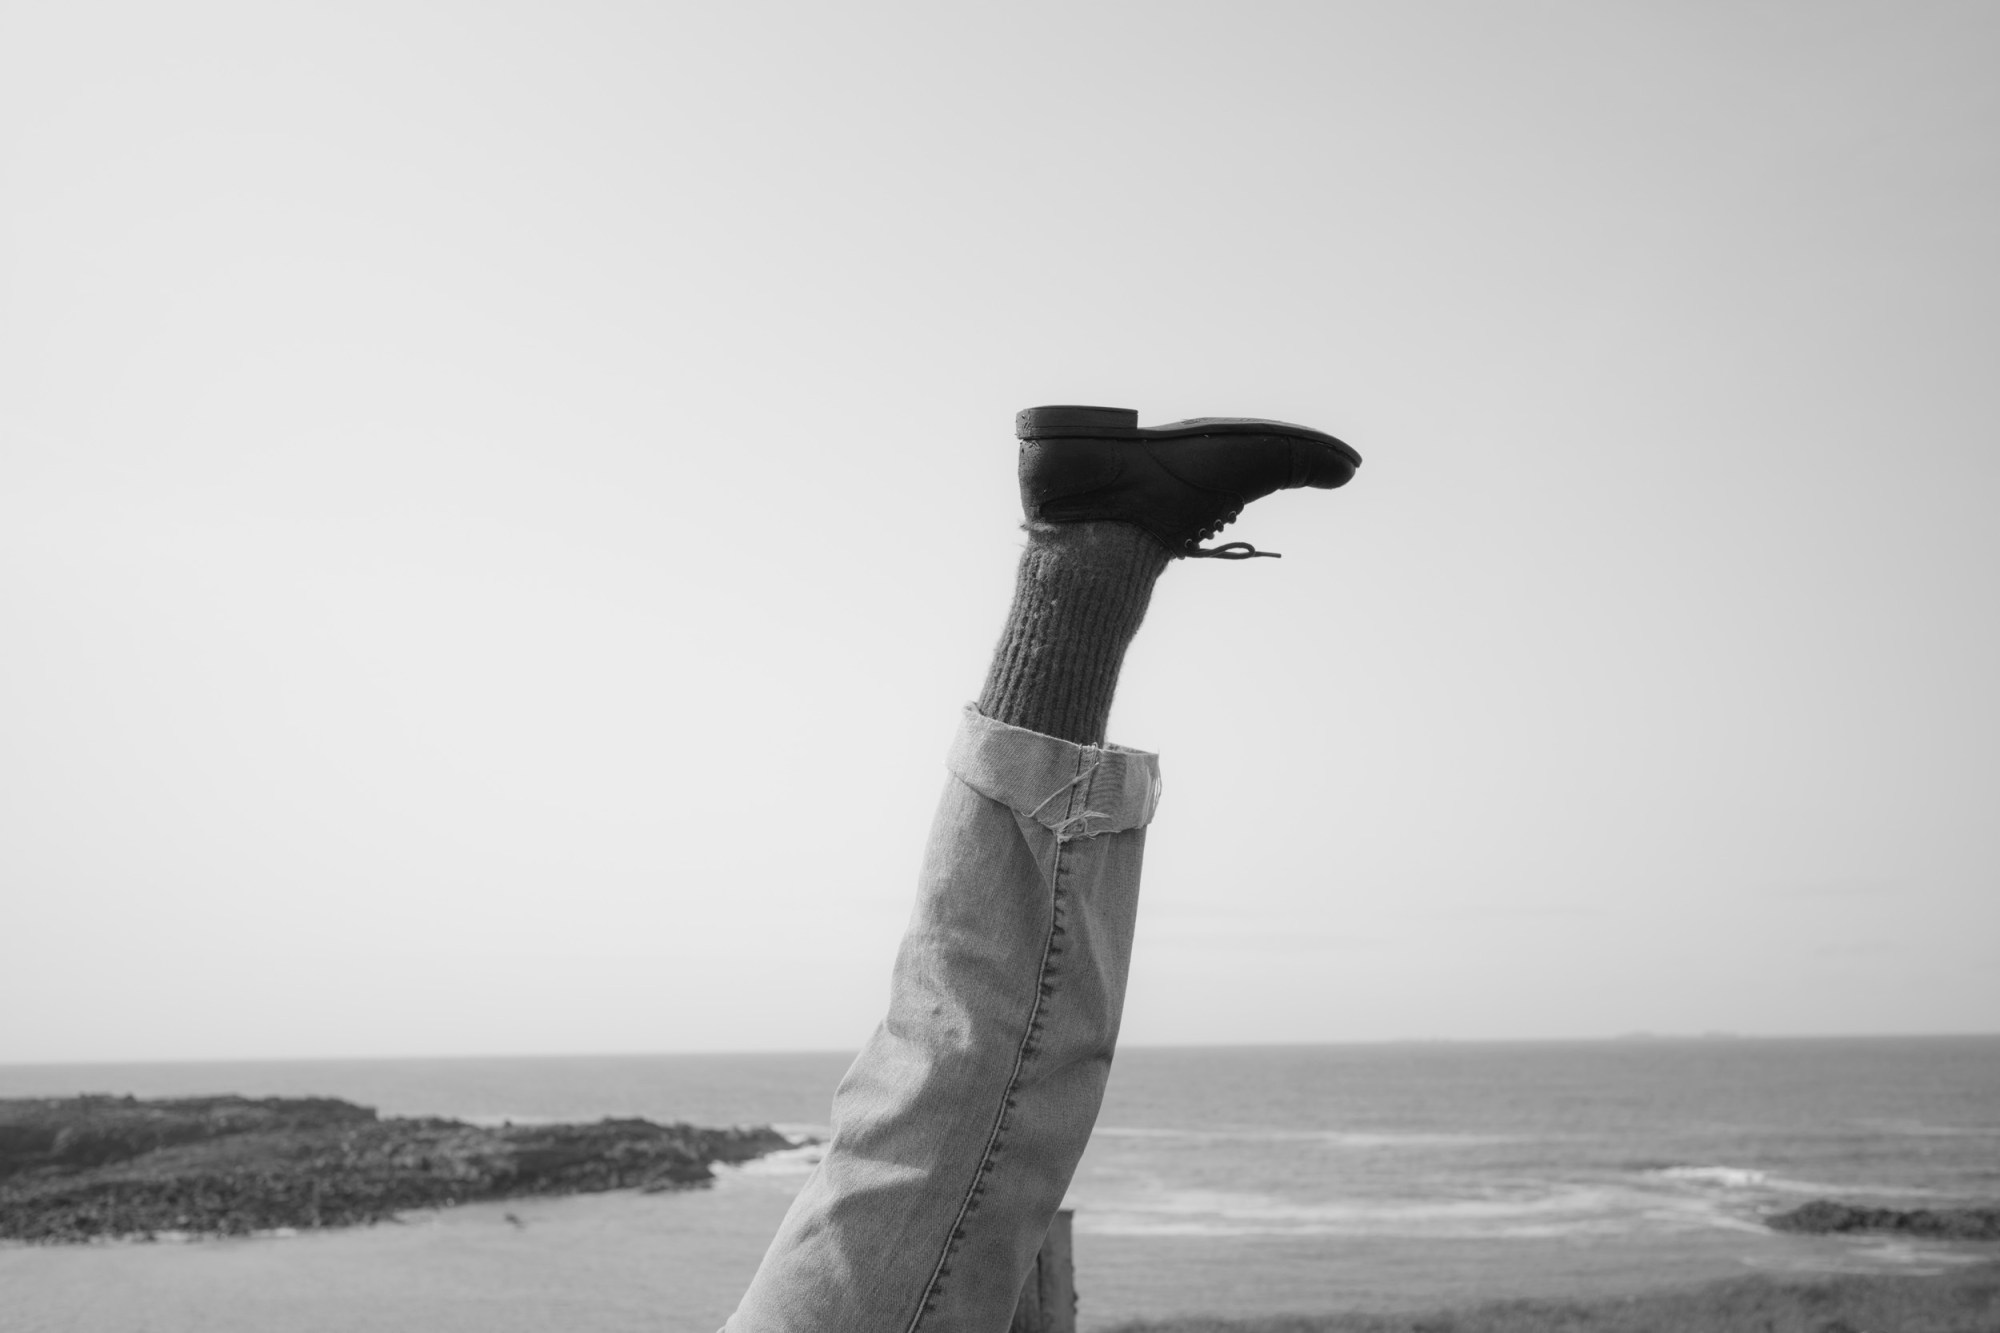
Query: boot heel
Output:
[[1015, 405, 1140, 439]]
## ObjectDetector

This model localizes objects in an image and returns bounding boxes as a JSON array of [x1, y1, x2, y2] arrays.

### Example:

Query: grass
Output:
[[1097, 1263, 2000, 1333]]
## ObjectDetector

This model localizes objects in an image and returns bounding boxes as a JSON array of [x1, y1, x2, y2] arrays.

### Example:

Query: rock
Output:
[[0, 1096, 797, 1244], [1766, 1199, 2000, 1241], [0, 1095, 376, 1180]]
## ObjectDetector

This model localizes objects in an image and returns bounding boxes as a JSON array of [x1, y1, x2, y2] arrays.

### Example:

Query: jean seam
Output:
[[903, 753, 1085, 1332]]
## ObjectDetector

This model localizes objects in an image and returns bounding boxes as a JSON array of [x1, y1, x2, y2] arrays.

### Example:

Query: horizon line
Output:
[[7, 1030, 2000, 1068]]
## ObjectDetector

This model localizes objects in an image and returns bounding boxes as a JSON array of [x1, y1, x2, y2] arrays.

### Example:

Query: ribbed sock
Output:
[[977, 521, 1171, 745]]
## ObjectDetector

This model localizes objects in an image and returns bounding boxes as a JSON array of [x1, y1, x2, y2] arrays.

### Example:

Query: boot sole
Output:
[[1016, 404, 1361, 470]]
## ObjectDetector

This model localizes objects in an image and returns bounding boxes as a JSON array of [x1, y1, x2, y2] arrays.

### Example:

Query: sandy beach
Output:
[[6, 1205, 1994, 1333], [6, 1177, 1998, 1333]]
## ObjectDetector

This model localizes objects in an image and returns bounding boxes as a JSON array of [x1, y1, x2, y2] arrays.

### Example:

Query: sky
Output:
[[2, 1, 1996, 1063]]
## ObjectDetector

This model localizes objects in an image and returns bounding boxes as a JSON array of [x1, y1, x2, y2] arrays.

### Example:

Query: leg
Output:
[[729, 521, 1164, 1332], [728, 705, 1158, 1332], [725, 407, 1358, 1332]]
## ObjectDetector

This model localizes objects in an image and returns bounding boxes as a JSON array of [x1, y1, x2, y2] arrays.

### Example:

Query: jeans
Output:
[[726, 706, 1162, 1332]]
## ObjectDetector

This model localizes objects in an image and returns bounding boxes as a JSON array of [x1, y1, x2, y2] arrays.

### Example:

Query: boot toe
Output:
[[1294, 437, 1360, 490]]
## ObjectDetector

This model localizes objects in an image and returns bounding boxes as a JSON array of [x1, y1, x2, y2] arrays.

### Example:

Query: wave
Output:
[[1072, 1184, 1654, 1240], [722, 1143, 825, 1177], [1655, 1165, 1768, 1188], [1072, 1160, 1937, 1241], [1648, 1165, 1943, 1199], [1069, 1158, 1969, 1242], [772, 1123, 830, 1144]]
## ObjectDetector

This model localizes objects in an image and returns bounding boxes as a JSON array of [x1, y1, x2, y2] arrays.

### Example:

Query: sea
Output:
[[2, 1037, 1997, 1332]]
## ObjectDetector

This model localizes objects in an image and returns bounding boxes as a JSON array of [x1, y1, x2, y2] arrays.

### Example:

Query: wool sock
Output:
[[977, 520, 1171, 745]]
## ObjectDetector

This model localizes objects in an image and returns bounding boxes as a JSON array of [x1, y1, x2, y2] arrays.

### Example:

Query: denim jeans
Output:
[[726, 706, 1162, 1332]]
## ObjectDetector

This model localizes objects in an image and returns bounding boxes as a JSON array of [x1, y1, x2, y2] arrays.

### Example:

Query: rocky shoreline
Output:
[[0, 1094, 794, 1245], [1765, 1198, 2000, 1241]]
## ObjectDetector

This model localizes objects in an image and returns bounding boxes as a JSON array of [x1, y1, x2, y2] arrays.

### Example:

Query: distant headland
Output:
[[0, 1094, 794, 1244]]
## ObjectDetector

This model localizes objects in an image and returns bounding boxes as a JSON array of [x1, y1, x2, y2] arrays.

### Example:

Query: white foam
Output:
[[772, 1123, 830, 1144], [1655, 1165, 1768, 1188], [1071, 1184, 1636, 1239], [1650, 1164, 1943, 1199], [724, 1143, 825, 1177]]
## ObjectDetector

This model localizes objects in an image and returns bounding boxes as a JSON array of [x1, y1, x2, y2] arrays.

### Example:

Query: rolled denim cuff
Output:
[[947, 704, 1162, 841]]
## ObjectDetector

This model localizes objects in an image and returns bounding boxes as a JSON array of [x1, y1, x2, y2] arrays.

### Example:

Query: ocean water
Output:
[[2, 1038, 1997, 1331]]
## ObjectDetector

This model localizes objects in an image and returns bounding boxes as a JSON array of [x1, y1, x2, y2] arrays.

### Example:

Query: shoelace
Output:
[[1182, 505, 1280, 559], [1185, 540, 1278, 559]]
